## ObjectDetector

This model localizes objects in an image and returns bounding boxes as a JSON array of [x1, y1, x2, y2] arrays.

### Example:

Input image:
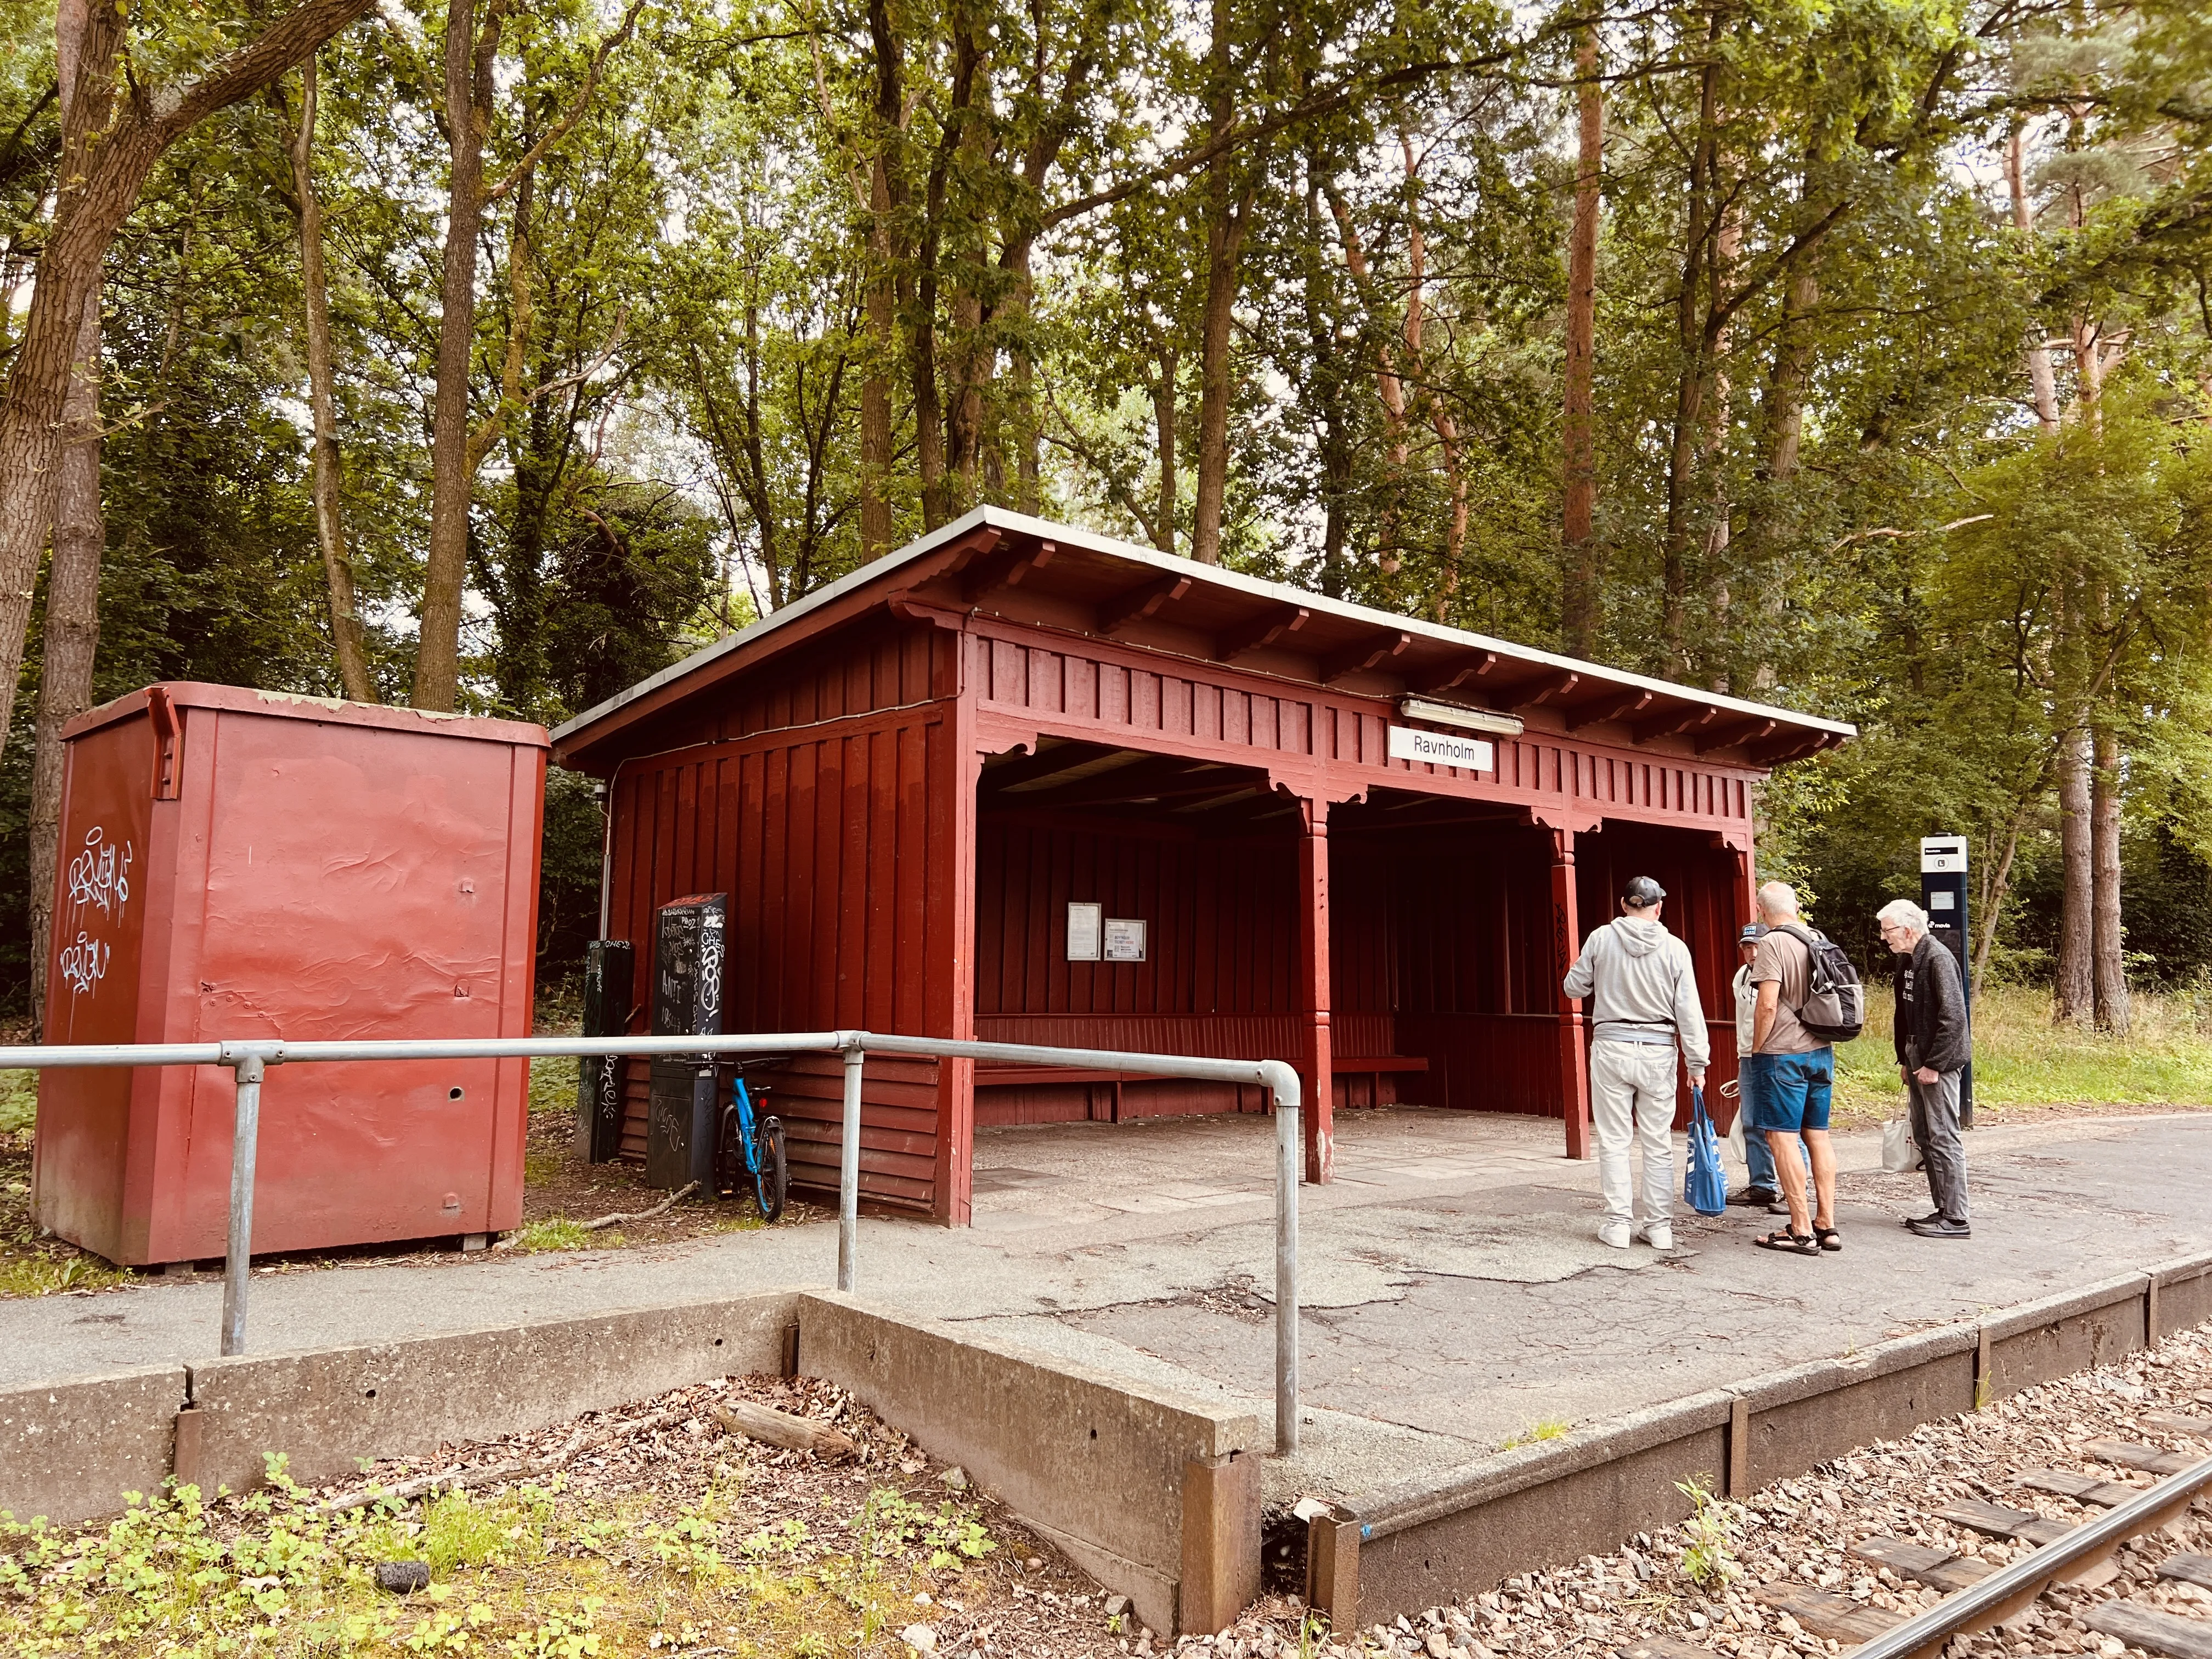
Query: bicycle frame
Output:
[[729, 1076, 763, 1178]]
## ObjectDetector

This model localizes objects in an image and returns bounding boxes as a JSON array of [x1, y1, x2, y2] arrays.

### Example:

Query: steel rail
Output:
[[1847, 1453, 2212, 1659], [0, 1031, 1304, 1453]]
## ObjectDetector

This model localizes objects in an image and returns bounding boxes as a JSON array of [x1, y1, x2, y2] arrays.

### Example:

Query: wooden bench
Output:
[[973, 1055, 1430, 1113], [1331, 1054, 1428, 1108]]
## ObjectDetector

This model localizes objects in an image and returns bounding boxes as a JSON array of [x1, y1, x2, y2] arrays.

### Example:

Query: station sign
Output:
[[1388, 725, 1493, 772]]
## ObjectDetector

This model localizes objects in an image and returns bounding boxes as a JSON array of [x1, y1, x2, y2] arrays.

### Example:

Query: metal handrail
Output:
[[1846, 1452, 2212, 1659], [0, 1032, 1306, 1454]]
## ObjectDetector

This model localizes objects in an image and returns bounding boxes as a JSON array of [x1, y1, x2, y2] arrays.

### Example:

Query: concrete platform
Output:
[[7, 1105, 2208, 1511]]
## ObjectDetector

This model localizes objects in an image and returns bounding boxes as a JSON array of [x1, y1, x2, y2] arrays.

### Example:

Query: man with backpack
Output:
[[1877, 898, 1971, 1238], [1562, 875, 1708, 1252], [1744, 882, 1864, 1255]]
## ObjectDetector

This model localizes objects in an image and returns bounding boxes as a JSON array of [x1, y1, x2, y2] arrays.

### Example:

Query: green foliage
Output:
[[0, 1071, 32, 1135], [1, 0, 2211, 1023], [1831, 983, 2212, 1119], [512, 1218, 596, 1253], [0, 1455, 995, 1653], [1673, 1477, 1741, 1589]]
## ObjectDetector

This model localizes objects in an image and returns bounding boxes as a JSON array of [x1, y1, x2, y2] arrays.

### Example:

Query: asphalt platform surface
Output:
[[10, 1107, 2208, 1505]]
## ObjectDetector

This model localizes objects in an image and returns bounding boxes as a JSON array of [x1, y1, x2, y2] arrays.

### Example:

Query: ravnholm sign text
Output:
[[1388, 725, 1494, 771]]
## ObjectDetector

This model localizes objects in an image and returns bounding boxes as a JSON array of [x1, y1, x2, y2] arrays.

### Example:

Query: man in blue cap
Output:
[[1564, 875, 1708, 1251], [1727, 922, 1797, 1214]]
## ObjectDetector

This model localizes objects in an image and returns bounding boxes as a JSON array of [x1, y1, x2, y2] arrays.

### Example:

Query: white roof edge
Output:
[[552, 505, 1855, 747]]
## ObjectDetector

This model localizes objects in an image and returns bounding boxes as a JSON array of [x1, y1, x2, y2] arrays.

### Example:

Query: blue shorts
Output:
[[1742, 1049, 1833, 1133]]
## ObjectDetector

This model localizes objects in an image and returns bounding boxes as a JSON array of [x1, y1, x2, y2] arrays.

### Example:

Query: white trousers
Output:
[[1590, 1040, 1678, 1229]]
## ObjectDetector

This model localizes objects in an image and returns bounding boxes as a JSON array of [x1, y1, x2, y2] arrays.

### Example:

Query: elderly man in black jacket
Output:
[[1878, 899, 1971, 1238]]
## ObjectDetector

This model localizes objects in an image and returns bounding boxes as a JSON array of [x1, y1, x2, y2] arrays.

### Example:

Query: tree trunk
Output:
[[27, 289, 102, 1040], [2055, 725, 2094, 1024], [413, 0, 496, 712], [1189, 0, 1259, 567], [856, 0, 902, 559], [1741, 226, 1822, 691], [1971, 816, 2022, 1002], [285, 54, 375, 703], [1560, 19, 1602, 656], [0, 0, 379, 752], [1658, 32, 1722, 678], [1152, 342, 1178, 555], [2091, 723, 2128, 1034], [2005, 121, 2060, 432], [28, 0, 108, 1035]]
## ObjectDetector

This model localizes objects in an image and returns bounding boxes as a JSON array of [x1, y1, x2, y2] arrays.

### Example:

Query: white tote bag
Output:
[[1882, 1118, 1922, 1173]]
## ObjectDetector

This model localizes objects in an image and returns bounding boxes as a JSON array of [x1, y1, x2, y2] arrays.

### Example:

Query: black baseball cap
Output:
[[1623, 876, 1666, 906], [1737, 922, 1767, 945]]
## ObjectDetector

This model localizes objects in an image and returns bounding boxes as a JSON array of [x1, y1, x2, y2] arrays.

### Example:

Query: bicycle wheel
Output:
[[713, 1101, 746, 1199], [753, 1115, 788, 1222]]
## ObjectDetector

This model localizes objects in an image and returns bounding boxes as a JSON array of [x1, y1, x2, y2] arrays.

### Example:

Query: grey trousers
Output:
[[1905, 1051, 1969, 1222], [1590, 1039, 1678, 1228]]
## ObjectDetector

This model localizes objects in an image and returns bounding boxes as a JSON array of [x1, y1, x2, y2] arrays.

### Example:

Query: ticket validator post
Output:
[[1920, 834, 1973, 1127]]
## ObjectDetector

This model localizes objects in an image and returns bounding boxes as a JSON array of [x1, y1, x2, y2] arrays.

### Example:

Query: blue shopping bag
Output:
[[1684, 1086, 1728, 1216]]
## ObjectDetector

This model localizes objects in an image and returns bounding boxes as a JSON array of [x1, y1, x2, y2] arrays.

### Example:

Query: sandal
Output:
[[1814, 1226, 1842, 1252], [1754, 1229, 1821, 1255]]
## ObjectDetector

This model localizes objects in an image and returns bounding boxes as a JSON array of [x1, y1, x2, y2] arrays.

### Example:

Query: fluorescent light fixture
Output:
[[1397, 696, 1525, 737]]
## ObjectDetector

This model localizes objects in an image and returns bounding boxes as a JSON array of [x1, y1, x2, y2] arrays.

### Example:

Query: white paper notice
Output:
[[1067, 901, 1103, 961], [1103, 918, 1147, 962]]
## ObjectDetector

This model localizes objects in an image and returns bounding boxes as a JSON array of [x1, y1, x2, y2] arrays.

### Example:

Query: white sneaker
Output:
[[1598, 1221, 1632, 1249], [1638, 1223, 1674, 1251]]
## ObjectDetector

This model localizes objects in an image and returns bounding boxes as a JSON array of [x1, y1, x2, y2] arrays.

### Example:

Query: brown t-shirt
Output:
[[1750, 928, 1827, 1054]]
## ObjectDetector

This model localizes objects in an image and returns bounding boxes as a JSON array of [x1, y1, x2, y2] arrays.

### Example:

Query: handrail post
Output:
[[220, 1052, 268, 1357], [838, 1039, 864, 1292], [1266, 1059, 1301, 1456]]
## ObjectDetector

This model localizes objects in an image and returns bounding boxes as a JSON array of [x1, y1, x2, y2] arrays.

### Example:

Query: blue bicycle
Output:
[[714, 1064, 788, 1221]]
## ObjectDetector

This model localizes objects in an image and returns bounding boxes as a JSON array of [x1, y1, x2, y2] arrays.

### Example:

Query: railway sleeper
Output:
[[2086, 1439, 2198, 1477], [2088, 1600, 2212, 1659]]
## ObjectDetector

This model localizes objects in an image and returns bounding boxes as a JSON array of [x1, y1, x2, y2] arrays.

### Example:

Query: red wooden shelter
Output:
[[552, 510, 1853, 1224]]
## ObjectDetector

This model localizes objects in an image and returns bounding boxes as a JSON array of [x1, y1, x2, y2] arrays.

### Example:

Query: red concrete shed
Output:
[[552, 510, 1852, 1224]]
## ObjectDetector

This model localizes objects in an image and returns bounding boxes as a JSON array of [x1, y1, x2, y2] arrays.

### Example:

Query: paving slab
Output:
[[4, 1106, 2205, 1509]]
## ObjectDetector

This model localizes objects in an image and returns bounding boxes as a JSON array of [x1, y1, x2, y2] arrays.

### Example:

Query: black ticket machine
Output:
[[1919, 834, 1972, 1127]]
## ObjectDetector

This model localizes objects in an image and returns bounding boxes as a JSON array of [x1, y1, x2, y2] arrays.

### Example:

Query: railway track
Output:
[[1626, 1409, 2212, 1659]]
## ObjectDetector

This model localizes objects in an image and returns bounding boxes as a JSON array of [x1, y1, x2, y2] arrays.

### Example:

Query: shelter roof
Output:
[[552, 507, 1854, 770]]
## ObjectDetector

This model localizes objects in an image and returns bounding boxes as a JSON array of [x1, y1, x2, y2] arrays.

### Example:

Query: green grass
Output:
[[1500, 1418, 1572, 1449], [0, 1456, 1000, 1657], [526, 1055, 576, 1120], [0, 1071, 35, 1135], [1829, 982, 2212, 1125], [510, 1218, 603, 1253], [0, 1252, 129, 1297]]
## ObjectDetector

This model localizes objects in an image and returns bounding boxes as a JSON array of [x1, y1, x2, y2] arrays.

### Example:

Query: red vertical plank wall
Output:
[[602, 622, 960, 1214], [971, 816, 1304, 1117], [1570, 823, 1748, 1125]]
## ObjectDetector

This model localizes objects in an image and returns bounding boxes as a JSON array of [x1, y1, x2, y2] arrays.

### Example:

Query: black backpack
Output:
[[1771, 923, 1865, 1043]]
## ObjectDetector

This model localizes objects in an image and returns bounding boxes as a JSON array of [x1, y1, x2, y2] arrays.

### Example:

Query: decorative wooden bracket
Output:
[[1323, 630, 1413, 684], [1565, 688, 1653, 732], [888, 595, 969, 631], [962, 537, 1053, 602], [1750, 729, 1843, 767], [1511, 670, 1581, 710], [1410, 651, 1497, 695], [1097, 573, 1191, 634], [1696, 717, 1777, 755], [1632, 704, 1721, 746], [1213, 605, 1310, 662]]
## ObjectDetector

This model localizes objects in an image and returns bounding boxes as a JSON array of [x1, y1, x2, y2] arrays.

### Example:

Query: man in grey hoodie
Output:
[[1563, 876, 1709, 1250]]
